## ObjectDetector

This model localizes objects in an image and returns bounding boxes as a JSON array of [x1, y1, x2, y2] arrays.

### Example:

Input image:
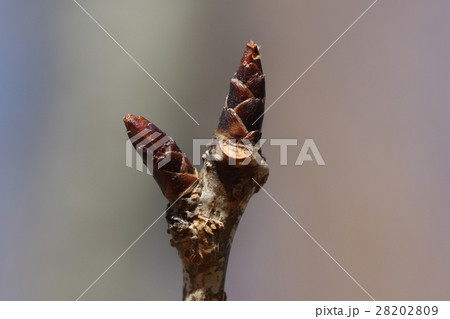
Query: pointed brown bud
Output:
[[216, 40, 265, 142], [124, 114, 198, 202]]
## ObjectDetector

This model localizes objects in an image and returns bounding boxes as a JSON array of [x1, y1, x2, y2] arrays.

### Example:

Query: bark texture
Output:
[[124, 41, 268, 300]]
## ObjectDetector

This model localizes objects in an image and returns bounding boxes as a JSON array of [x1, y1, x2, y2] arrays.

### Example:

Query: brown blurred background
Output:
[[0, 0, 449, 300]]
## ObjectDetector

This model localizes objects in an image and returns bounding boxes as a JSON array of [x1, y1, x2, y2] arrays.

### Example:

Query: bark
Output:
[[124, 41, 269, 300]]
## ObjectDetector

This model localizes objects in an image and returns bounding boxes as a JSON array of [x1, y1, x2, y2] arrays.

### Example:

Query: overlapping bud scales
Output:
[[216, 41, 265, 142], [123, 114, 198, 202]]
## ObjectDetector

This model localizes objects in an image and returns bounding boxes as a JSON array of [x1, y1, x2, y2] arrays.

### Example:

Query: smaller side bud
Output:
[[124, 114, 198, 202]]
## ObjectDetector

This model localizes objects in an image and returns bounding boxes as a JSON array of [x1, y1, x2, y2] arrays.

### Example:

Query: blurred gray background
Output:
[[0, 0, 449, 300]]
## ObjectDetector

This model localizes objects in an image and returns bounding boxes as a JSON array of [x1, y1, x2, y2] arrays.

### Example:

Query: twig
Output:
[[123, 41, 269, 300]]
